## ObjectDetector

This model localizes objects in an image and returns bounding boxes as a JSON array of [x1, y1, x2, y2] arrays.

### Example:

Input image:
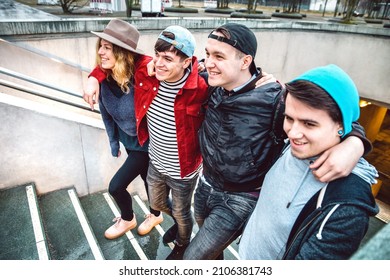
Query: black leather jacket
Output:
[[199, 72, 285, 192]]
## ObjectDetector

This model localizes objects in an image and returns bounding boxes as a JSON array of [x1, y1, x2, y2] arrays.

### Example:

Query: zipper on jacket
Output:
[[282, 210, 322, 259]]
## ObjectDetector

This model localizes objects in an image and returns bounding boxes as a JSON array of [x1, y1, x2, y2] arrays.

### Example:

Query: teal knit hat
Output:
[[292, 64, 360, 136]]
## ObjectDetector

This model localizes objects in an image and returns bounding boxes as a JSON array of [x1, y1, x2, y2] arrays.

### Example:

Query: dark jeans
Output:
[[183, 176, 258, 260], [147, 162, 198, 246], [109, 150, 158, 221]]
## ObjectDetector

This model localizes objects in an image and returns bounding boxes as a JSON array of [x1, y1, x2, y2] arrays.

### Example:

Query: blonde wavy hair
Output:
[[95, 38, 137, 93]]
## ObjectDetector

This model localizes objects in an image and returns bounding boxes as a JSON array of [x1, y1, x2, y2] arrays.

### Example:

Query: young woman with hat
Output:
[[90, 19, 163, 239]]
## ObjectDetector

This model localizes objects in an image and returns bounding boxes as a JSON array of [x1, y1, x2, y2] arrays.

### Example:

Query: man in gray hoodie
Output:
[[239, 64, 379, 260]]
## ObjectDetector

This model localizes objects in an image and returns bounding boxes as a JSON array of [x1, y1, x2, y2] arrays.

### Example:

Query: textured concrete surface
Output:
[[0, 1, 59, 21], [352, 221, 390, 259], [0, 96, 148, 198]]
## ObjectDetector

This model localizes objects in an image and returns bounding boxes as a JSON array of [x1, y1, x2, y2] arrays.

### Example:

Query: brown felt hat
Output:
[[91, 19, 144, 55]]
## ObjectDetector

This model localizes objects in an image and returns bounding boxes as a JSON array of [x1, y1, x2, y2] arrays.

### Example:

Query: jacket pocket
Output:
[[216, 144, 257, 182], [186, 103, 205, 117]]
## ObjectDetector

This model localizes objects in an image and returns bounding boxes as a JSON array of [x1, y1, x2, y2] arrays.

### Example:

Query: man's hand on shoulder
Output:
[[255, 71, 277, 88]]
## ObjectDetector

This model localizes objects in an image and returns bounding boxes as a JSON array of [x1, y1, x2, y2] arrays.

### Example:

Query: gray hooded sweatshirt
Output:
[[239, 145, 378, 260]]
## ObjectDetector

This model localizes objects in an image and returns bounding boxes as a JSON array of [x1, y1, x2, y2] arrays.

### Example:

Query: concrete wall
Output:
[[0, 92, 146, 197], [1, 18, 389, 106]]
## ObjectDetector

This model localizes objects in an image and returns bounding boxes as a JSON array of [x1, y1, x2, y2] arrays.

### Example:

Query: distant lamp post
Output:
[[360, 100, 372, 108]]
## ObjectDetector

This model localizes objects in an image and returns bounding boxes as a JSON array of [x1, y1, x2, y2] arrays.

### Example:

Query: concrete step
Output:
[[38, 187, 103, 260], [361, 216, 387, 248], [80, 191, 240, 260], [0, 183, 48, 260], [0, 182, 240, 260], [79, 191, 171, 260], [14, 183, 387, 260]]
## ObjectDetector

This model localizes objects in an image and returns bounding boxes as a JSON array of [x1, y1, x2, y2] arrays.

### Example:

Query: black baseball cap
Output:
[[208, 23, 258, 74]]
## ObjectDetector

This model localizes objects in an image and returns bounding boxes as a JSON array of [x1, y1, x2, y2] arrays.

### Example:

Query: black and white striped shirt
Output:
[[147, 69, 199, 180]]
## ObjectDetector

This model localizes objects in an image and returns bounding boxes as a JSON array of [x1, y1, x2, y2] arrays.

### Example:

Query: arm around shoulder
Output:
[[347, 121, 373, 155]]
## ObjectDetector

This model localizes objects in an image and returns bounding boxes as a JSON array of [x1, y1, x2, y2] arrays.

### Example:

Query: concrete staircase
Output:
[[0, 183, 241, 260]]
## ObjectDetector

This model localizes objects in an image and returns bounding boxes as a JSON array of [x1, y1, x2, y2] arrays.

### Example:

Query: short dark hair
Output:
[[285, 80, 342, 125], [154, 31, 189, 60]]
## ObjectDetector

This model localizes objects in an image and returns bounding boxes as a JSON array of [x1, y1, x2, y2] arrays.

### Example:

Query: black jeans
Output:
[[109, 149, 159, 220]]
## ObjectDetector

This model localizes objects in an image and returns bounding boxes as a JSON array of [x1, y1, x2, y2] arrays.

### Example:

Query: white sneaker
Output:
[[137, 213, 163, 235]]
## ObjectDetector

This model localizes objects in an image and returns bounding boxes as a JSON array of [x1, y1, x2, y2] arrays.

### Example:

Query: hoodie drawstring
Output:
[[316, 204, 340, 240], [316, 186, 327, 209]]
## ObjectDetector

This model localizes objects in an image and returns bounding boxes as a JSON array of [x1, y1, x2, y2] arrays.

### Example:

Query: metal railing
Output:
[[0, 66, 100, 114]]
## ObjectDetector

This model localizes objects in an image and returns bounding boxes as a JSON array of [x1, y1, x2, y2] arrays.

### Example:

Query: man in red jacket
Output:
[[86, 25, 209, 260]]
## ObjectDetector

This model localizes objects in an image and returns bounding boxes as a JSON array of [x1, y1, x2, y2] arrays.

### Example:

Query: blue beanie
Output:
[[292, 64, 360, 136]]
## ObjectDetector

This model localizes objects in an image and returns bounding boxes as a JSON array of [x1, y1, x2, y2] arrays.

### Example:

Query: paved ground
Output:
[[5, 1, 389, 28], [0, 1, 60, 20]]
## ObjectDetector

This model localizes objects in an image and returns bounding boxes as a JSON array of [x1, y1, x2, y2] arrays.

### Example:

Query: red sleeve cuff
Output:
[[89, 66, 107, 83]]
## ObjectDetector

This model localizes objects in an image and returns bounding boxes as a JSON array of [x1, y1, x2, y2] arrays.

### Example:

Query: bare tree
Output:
[[58, 0, 88, 14], [334, 0, 341, 17], [125, 0, 134, 17], [362, 0, 381, 18], [322, 0, 329, 16], [361, 0, 390, 18], [247, 0, 256, 12], [281, 0, 301, 13], [343, 0, 360, 21], [216, 0, 230, 9], [384, 0, 390, 18]]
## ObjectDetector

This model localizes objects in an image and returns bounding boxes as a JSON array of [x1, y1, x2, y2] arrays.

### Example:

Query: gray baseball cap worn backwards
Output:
[[158, 25, 196, 58], [208, 23, 258, 73]]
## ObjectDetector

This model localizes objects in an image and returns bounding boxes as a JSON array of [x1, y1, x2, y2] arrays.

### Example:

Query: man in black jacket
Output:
[[183, 23, 370, 260]]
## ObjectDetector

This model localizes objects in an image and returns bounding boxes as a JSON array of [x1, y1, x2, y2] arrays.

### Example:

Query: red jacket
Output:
[[90, 55, 209, 178]]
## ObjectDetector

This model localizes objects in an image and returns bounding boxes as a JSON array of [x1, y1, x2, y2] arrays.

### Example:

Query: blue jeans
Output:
[[147, 162, 198, 246], [183, 176, 258, 260]]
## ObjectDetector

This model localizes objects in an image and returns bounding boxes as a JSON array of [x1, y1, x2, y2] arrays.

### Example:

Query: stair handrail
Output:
[[0, 67, 100, 114], [0, 38, 91, 73], [0, 66, 82, 99], [0, 78, 101, 114]]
